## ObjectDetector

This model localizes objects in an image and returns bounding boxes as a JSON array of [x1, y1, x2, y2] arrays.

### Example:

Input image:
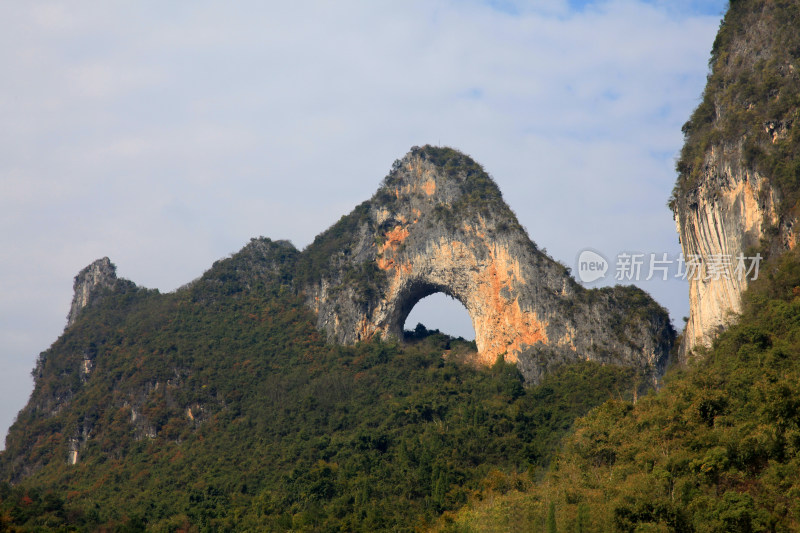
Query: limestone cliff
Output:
[[300, 146, 674, 384], [671, 0, 800, 358], [66, 257, 134, 328]]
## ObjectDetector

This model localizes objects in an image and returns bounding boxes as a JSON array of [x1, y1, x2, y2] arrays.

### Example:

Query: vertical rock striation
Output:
[[671, 0, 800, 359], [674, 143, 778, 354]]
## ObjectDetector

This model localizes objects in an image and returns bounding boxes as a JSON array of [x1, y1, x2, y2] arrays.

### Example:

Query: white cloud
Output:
[[0, 0, 726, 447]]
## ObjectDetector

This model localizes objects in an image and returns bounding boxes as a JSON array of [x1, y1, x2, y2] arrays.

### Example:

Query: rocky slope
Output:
[[671, 0, 800, 358], [299, 145, 674, 384]]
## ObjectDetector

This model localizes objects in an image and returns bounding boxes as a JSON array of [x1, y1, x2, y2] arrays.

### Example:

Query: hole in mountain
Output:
[[403, 292, 476, 341]]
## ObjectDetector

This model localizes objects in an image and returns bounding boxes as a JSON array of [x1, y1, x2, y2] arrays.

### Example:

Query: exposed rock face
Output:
[[66, 257, 134, 328], [671, 0, 800, 358], [674, 144, 778, 354], [302, 146, 674, 384]]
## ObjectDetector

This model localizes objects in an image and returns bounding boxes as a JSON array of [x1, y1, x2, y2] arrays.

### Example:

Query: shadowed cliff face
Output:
[[302, 146, 674, 384], [671, 0, 800, 359]]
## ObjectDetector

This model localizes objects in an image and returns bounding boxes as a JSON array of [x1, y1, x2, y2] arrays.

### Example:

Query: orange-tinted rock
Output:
[[303, 146, 674, 384]]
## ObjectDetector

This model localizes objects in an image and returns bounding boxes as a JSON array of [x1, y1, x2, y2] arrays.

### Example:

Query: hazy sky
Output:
[[0, 0, 728, 448]]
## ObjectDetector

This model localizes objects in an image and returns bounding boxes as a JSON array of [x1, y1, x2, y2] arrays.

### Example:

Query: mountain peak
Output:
[[378, 145, 506, 211], [66, 257, 134, 328], [302, 146, 674, 383]]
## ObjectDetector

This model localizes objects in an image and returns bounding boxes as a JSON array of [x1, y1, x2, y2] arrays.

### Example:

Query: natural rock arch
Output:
[[395, 283, 476, 340], [361, 234, 549, 365], [301, 146, 674, 383]]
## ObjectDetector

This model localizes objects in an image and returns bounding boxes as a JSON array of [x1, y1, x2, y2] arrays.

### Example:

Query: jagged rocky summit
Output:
[[67, 146, 675, 385], [670, 0, 800, 358], [66, 257, 135, 327]]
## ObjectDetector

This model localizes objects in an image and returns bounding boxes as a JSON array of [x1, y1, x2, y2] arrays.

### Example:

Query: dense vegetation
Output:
[[293, 201, 376, 290], [440, 248, 800, 532], [670, 0, 800, 225], [420, 2, 800, 530], [0, 246, 639, 531], [12, 1, 800, 523]]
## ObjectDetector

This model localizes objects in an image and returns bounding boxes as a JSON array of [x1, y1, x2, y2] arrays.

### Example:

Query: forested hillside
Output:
[[440, 0, 800, 528], [440, 249, 800, 532], [7, 0, 799, 530], [0, 242, 640, 531]]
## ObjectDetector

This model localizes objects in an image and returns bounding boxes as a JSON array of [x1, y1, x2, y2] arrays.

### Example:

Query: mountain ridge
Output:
[[66, 145, 675, 387], [0, 145, 675, 530]]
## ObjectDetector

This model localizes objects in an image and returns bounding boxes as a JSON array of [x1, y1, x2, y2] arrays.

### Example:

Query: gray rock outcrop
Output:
[[61, 148, 676, 385], [66, 257, 124, 327]]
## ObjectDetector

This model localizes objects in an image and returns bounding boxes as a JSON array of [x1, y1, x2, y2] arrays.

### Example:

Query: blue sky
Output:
[[0, 0, 728, 447]]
